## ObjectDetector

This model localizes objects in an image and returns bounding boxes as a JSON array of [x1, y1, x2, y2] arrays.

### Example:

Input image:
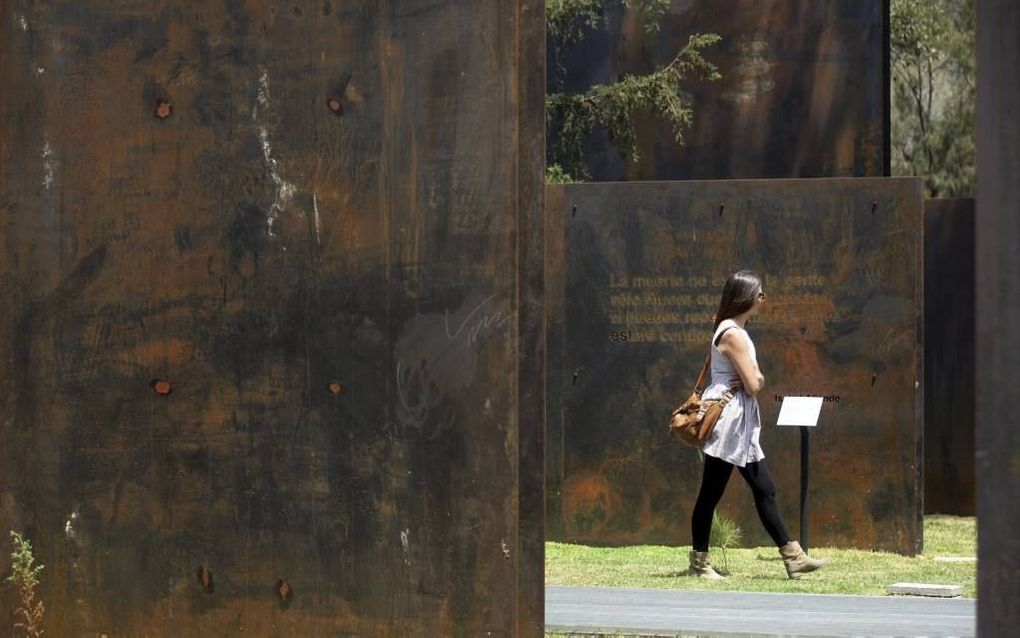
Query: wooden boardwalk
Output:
[[546, 586, 975, 637]]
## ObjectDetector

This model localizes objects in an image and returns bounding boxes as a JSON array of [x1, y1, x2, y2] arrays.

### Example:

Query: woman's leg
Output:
[[691, 455, 734, 551], [737, 459, 792, 547]]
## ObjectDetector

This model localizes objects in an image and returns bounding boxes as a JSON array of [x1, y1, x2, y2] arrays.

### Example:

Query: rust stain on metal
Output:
[[0, 0, 545, 634], [151, 379, 173, 395], [552, 0, 887, 180], [275, 579, 293, 608], [153, 99, 173, 119], [326, 380, 345, 396], [546, 179, 923, 555], [197, 566, 215, 593]]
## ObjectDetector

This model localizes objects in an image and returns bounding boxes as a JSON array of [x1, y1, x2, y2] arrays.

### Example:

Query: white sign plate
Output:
[[776, 396, 824, 427]]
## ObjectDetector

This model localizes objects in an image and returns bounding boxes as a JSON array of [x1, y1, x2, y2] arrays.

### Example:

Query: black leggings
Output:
[[691, 454, 791, 551]]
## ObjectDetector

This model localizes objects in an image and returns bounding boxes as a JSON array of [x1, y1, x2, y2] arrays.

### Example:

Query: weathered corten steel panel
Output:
[[550, 0, 887, 181], [547, 178, 923, 555], [923, 199, 974, 516], [0, 1, 544, 635], [976, 0, 1020, 632]]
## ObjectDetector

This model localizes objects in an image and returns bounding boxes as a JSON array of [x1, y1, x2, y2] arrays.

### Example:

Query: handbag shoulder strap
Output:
[[714, 324, 736, 347], [698, 320, 739, 394], [693, 352, 712, 395]]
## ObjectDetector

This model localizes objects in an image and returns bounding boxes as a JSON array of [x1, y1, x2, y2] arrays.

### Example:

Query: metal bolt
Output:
[[151, 379, 173, 395], [327, 380, 345, 396], [196, 566, 214, 593], [276, 579, 294, 608], [153, 100, 172, 119]]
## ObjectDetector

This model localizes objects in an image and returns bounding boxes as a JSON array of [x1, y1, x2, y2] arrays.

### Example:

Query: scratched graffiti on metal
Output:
[[0, 1, 543, 635]]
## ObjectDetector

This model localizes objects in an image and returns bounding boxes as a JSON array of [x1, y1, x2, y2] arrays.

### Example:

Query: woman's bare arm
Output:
[[717, 329, 764, 395]]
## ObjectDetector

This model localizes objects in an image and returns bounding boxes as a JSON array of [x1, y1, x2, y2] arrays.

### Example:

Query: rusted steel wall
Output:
[[923, 199, 975, 516], [976, 0, 1020, 632], [550, 0, 887, 181], [546, 179, 923, 555], [0, 1, 544, 636]]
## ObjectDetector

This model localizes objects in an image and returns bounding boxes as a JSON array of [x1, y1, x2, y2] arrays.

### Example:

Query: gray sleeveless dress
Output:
[[700, 319, 765, 467]]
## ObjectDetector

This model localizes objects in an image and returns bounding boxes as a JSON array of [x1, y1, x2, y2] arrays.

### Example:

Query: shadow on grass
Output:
[[648, 569, 741, 579], [648, 570, 688, 578], [747, 573, 791, 581]]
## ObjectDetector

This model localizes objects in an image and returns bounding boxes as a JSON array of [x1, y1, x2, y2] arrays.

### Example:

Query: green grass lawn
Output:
[[546, 515, 976, 598]]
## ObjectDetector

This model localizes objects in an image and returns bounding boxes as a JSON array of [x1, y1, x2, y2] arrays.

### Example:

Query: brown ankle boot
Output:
[[778, 541, 829, 579], [687, 550, 725, 580]]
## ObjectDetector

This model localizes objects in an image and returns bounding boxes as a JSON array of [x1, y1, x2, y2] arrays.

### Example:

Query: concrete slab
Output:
[[888, 582, 963, 597], [546, 585, 976, 637]]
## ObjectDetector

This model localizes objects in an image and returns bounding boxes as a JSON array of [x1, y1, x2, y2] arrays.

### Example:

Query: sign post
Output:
[[777, 396, 824, 552]]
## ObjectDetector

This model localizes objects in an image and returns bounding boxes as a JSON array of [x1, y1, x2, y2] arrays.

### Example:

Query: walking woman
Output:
[[687, 270, 828, 580]]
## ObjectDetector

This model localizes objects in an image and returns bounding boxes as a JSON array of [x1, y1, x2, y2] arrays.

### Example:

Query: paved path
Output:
[[546, 586, 976, 637]]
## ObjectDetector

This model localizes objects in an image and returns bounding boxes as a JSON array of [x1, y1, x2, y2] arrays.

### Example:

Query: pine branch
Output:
[[547, 0, 672, 45], [547, 33, 721, 178], [547, 0, 603, 45]]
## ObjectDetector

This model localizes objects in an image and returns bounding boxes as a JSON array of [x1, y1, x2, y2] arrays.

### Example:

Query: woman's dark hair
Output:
[[713, 270, 763, 327]]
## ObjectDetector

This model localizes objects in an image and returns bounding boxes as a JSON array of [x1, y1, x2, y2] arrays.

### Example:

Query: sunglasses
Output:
[[757, 292, 767, 300]]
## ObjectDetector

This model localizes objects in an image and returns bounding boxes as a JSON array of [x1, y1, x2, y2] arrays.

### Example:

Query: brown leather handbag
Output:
[[667, 353, 735, 448]]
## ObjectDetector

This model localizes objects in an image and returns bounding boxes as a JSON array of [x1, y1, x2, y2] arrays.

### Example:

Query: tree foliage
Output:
[[8, 531, 45, 638], [547, 0, 671, 44], [890, 0, 975, 197], [546, 1, 721, 181]]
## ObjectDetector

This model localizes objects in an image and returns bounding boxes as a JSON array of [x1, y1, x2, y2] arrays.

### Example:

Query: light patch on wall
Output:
[[312, 191, 322, 245], [252, 68, 297, 238], [41, 138, 55, 189], [400, 528, 410, 565], [720, 39, 776, 104]]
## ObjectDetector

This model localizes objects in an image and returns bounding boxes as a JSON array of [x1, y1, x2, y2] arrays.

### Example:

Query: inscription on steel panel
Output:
[[546, 179, 922, 555]]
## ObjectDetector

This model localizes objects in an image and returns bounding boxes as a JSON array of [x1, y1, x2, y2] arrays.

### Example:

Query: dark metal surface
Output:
[[976, 0, 1020, 634], [799, 428, 809, 552], [550, 0, 888, 181], [0, 1, 544, 635], [923, 199, 975, 516], [516, 0, 548, 633], [547, 179, 923, 554]]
